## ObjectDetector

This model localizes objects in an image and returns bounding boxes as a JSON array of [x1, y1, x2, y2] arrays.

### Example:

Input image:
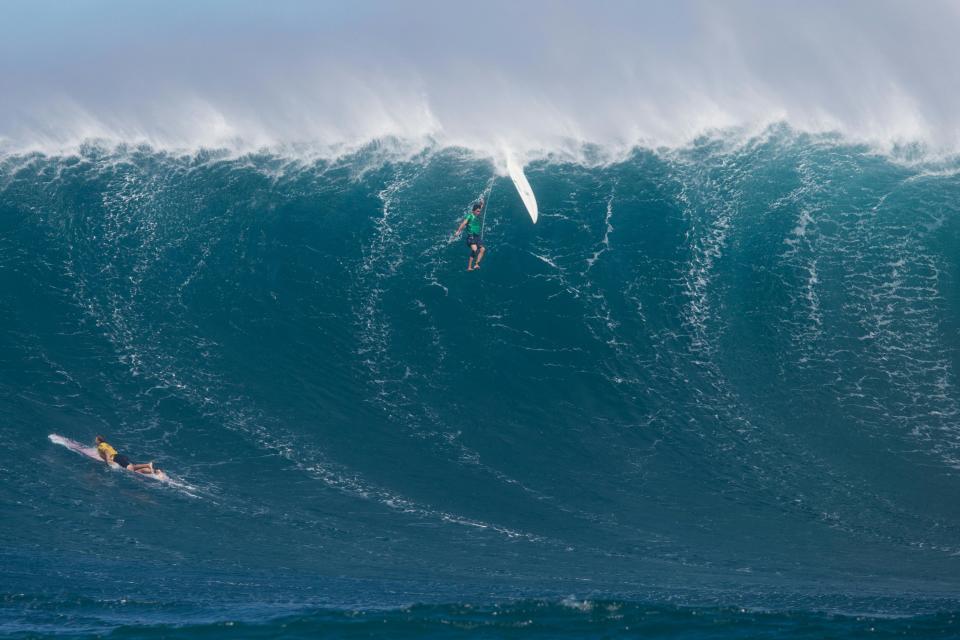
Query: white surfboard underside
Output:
[[506, 155, 538, 224]]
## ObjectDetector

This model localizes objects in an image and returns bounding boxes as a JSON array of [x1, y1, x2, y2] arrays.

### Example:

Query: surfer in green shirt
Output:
[[453, 201, 486, 271]]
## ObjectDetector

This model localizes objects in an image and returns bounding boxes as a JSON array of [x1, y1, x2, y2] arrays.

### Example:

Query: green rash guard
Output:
[[465, 212, 482, 235]]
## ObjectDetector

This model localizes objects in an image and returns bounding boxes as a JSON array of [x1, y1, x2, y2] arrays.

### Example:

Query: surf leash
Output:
[[480, 176, 495, 240]]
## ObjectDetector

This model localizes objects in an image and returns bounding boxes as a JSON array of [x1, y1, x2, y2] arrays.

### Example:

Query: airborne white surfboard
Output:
[[506, 154, 538, 224]]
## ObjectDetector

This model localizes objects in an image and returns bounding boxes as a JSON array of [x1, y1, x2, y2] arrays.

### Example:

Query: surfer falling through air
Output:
[[449, 157, 538, 271], [453, 200, 486, 271]]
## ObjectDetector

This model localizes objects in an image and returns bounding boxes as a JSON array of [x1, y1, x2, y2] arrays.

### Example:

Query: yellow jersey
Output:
[[97, 442, 117, 461]]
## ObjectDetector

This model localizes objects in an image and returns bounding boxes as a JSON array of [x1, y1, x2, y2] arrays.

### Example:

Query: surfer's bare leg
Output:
[[130, 462, 154, 473], [474, 246, 486, 268], [468, 243, 479, 271]]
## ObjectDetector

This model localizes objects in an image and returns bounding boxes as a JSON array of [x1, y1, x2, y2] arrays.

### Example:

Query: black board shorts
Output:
[[113, 454, 132, 469], [465, 233, 483, 248]]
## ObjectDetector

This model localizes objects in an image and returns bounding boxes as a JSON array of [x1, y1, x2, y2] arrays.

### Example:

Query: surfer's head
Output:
[[95, 435, 106, 444], [472, 203, 482, 213]]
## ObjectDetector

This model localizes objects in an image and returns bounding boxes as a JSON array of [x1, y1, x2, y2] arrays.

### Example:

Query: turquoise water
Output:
[[2, 128, 960, 637], [8, 600, 958, 639]]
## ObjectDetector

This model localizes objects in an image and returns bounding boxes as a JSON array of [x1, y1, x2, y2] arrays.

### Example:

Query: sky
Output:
[[1, 0, 958, 158]]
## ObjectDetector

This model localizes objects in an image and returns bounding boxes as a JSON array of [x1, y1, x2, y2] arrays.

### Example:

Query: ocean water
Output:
[[2, 128, 960, 637]]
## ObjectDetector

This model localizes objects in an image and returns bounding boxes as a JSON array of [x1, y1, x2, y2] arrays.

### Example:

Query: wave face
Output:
[[3, 130, 960, 636]]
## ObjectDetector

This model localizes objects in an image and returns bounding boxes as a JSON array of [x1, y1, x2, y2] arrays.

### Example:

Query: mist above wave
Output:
[[1, 1, 958, 160]]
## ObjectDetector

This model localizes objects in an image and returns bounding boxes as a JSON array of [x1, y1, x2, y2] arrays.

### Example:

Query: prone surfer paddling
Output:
[[453, 201, 486, 271], [95, 435, 165, 478]]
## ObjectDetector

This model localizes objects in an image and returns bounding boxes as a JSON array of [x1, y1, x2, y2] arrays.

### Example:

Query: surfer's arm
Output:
[[453, 218, 468, 238]]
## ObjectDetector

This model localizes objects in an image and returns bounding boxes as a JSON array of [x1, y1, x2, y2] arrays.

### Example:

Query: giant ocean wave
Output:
[[2, 125, 960, 635]]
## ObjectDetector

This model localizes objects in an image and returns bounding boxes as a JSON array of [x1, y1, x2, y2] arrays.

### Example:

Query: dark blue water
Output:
[[3, 128, 960, 637]]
